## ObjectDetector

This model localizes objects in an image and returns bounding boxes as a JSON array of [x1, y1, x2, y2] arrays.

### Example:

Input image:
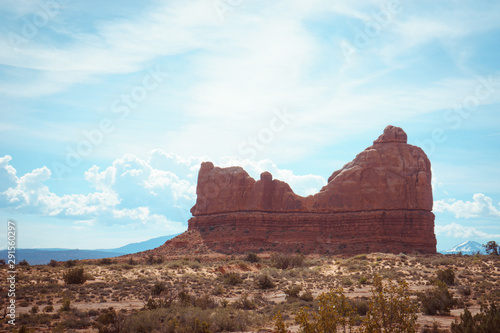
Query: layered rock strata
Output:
[[187, 125, 436, 255]]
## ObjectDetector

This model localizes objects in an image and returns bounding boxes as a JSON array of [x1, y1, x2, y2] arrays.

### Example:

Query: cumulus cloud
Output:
[[435, 223, 500, 239], [0, 152, 326, 227], [434, 193, 500, 219]]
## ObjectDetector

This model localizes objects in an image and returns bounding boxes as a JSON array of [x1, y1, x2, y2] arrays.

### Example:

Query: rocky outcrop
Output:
[[187, 125, 436, 255]]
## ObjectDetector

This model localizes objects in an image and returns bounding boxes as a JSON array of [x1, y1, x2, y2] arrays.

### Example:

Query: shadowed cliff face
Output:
[[188, 125, 436, 255]]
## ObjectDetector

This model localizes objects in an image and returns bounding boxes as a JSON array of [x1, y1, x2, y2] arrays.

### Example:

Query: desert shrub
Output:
[[93, 307, 123, 333], [451, 303, 500, 332], [43, 305, 54, 312], [245, 252, 260, 263], [271, 253, 305, 269], [436, 268, 455, 285], [363, 275, 418, 332], [274, 312, 289, 333], [63, 315, 92, 329], [60, 298, 71, 312], [49, 259, 58, 267], [127, 257, 136, 265], [341, 276, 353, 287], [299, 290, 314, 302], [359, 276, 368, 285], [354, 254, 368, 260], [224, 273, 242, 286], [18, 313, 52, 326], [232, 295, 256, 310], [0, 259, 5, 265], [146, 255, 163, 265], [285, 285, 302, 299], [192, 294, 218, 310], [255, 274, 275, 290], [99, 258, 114, 265], [178, 290, 192, 306], [419, 281, 456, 315], [212, 284, 225, 295], [296, 286, 356, 332], [422, 321, 446, 333], [19, 259, 29, 266], [151, 281, 166, 296], [63, 267, 88, 284], [31, 305, 39, 314], [64, 259, 77, 267], [349, 297, 370, 316], [122, 305, 254, 332], [458, 285, 471, 296]]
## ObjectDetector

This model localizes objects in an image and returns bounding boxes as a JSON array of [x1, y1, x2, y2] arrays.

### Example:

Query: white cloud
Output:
[[435, 223, 500, 239], [434, 193, 500, 219], [0, 152, 326, 226]]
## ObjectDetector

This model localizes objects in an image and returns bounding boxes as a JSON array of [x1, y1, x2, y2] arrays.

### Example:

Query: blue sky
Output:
[[0, 0, 499, 252]]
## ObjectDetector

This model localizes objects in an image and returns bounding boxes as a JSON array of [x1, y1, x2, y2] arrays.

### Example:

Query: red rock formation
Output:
[[187, 125, 436, 255]]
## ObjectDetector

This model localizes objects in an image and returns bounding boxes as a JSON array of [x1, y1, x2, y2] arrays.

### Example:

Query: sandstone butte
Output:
[[159, 125, 437, 256]]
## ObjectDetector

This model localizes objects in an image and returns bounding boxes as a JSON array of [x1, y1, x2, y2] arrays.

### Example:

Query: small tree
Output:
[[362, 275, 418, 333], [483, 241, 499, 255], [295, 286, 356, 332], [451, 303, 500, 332], [419, 281, 455, 315]]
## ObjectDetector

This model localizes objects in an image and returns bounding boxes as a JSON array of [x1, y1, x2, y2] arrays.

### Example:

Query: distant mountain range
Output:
[[441, 241, 486, 255], [0, 233, 180, 265]]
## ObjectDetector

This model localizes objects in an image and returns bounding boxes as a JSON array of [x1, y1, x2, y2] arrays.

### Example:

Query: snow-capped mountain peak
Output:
[[444, 241, 485, 255]]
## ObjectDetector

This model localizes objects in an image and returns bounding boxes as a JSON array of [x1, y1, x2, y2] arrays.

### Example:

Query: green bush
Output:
[[293, 276, 417, 333], [63, 267, 88, 284], [451, 303, 500, 332], [419, 281, 456, 315], [60, 298, 71, 312], [436, 268, 455, 285]]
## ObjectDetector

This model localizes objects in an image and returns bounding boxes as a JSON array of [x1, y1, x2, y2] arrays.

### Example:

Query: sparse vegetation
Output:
[[419, 281, 456, 315], [270, 252, 305, 269], [62, 267, 88, 284], [451, 303, 500, 332], [3, 252, 500, 332], [436, 267, 455, 285]]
